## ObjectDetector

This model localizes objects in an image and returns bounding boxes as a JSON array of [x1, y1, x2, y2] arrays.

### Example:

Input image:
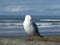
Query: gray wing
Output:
[[32, 22, 40, 35], [32, 22, 43, 38]]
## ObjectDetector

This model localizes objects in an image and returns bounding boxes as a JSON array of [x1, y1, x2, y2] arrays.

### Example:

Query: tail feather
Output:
[[40, 35, 43, 38], [36, 33, 43, 38]]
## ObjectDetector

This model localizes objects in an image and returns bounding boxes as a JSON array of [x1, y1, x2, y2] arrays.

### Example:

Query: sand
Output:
[[0, 36, 60, 45]]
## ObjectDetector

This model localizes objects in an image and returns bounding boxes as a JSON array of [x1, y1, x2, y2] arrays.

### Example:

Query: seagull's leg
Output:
[[25, 34, 35, 41], [25, 35, 31, 41], [29, 34, 35, 41]]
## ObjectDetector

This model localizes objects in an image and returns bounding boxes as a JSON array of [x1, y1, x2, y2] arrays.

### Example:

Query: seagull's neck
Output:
[[24, 19, 31, 22], [24, 20, 31, 22], [24, 19, 31, 24], [23, 20, 31, 26]]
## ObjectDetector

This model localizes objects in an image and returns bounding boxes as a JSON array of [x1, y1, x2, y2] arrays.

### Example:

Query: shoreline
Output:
[[0, 36, 59, 45], [0, 35, 60, 42]]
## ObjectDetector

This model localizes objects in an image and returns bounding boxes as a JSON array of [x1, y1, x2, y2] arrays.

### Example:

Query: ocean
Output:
[[0, 15, 60, 36]]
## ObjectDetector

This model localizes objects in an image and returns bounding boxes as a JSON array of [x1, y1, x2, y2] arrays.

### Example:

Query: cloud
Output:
[[4, 6, 29, 12]]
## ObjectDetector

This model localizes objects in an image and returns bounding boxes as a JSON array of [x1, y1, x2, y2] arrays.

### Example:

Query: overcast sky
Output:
[[0, 0, 60, 16]]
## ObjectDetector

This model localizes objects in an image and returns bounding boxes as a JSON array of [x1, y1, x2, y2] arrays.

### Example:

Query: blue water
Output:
[[0, 15, 60, 36]]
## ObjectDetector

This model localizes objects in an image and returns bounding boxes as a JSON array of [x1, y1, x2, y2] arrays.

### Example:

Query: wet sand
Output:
[[0, 36, 60, 45]]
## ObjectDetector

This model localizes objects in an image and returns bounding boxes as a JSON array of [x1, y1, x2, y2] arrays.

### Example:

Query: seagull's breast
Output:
[[23, 21, 34, 34]]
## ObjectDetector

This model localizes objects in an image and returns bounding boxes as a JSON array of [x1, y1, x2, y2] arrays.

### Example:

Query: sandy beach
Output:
[[0, 36, 60, 45]]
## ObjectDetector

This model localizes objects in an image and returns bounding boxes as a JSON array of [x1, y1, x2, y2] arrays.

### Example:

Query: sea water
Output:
[[0, 15, 60, 36]]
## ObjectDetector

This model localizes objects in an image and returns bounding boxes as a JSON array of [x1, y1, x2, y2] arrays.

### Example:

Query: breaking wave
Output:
[[0, 22, 60, 28]]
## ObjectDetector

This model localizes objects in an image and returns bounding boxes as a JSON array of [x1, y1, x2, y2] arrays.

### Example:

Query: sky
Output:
[[0, 0, 60, 16]]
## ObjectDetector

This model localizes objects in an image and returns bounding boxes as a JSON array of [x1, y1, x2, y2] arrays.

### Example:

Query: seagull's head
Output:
[[25, 15, 32, 21]]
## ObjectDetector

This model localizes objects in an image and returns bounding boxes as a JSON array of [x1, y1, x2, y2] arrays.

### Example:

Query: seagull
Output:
[[23, 15, 43, 41]]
